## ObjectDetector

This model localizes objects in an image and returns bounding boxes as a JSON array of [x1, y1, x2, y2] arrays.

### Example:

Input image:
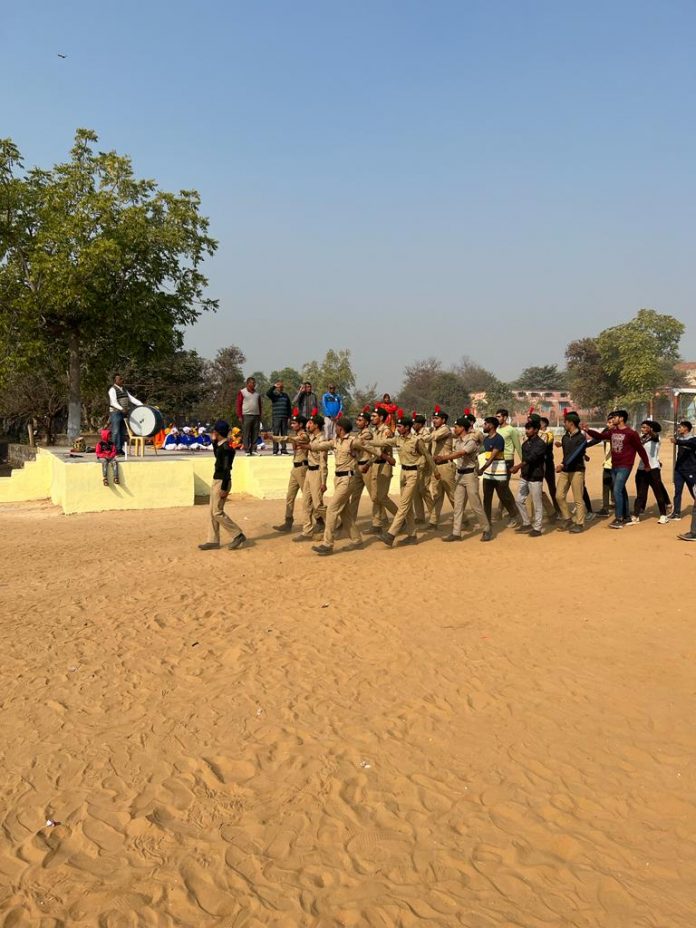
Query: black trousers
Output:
[[242, 414, 260, 453], [272, 417, 288, 453], [483, 479, 517, 523], [634, 468, 670, 516], [544, 457, 561, 513]]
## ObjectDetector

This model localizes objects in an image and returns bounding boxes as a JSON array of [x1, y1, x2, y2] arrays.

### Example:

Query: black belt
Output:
[[293, 461, 308, 468], [307, 465, 320, 471], [457, 467, 475, 474], [401, 464, 418, 471], [357, 460, 370, 465], [335, 470, 354, 477]]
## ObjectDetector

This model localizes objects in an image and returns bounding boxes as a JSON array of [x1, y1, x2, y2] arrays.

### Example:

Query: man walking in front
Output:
[[108, 374, 143, 455], [364, 406, 398, 534], [437, 416, 491, 542], [266, 379, 292, 455], [198, 420, 246, 551], [312, 417, 364, 555], [479, 416, 519, 529], [272, 411, 309, 533], [555, 412, 587, 534], [511, 415, 547, 536], [426, 407, 456, 531], [235, 377, 263, 455]]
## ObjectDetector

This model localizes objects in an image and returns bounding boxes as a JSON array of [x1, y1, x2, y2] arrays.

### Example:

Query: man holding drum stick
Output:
[[108, 374, 143, 455]]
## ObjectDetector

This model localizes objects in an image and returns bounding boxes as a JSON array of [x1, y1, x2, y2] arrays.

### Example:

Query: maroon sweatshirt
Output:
[[586, 426, 650, 470]]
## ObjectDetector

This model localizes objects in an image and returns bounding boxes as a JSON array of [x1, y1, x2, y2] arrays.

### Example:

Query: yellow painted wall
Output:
[[0, 449, 53, 502], [1, 449, 403, 512]]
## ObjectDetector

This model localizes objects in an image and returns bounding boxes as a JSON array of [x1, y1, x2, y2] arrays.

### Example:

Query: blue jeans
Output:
[[612, 467, 631, 521], [110, 410, 126, 453], [673, 470, 696, 515]]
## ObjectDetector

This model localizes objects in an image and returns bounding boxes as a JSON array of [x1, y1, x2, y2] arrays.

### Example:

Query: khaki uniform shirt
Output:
[[368, 423, 395, 478], [355, 427, 376, 465], [271, 428, 309, 464], [453, 433, 481, 469], [306, 434, 328, 484], [429, 424, 453, 458], [312, 435, 359, 473], [364, 431, 437, 474]]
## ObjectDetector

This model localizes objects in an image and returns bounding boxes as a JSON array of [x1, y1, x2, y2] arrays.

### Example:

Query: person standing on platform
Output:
[[321, 384, 343, 440], [438, 416, 491, 542], [426, 407, 456, 532], [266, 380, 292, 455], [272, 411, 309, 532], [198, 420, 246, 551], [669, 420, 696, 522], [235, 377, 263, 455], [292, 382, 318, 420], [292, 413, 328, 542], [364, 415, 439, 548], [108, 374, 143, 455]]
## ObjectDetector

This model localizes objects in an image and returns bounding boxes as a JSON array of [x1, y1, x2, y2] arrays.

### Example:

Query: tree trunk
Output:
[[67, 328, 81, 441]]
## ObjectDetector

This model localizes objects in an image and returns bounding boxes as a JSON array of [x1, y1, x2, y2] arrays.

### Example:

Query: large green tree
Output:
[[565, 337, 619, 411], [0, 129, 217, 439], [301, 349, 356, 407], [513, 363, 568, 390], [596, 308, 684, 409]]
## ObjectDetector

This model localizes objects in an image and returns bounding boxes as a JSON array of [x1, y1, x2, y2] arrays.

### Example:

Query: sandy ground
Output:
[[1, 466, 696, 927]]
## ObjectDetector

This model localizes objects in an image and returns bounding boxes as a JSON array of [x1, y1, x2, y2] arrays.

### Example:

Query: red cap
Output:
[[528, 405, 535, 415], [311, 407, 318, 416], [337, 410, 343, 419], [434, 404, 441, 414], [464, 407, 470, 415], [397, 407, 404, 418], [292, 406, 299, 417]]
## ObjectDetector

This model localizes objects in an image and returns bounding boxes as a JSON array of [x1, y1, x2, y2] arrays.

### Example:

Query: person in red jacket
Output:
[[585, 409, 650, 529], [95, 428, 120, 487]]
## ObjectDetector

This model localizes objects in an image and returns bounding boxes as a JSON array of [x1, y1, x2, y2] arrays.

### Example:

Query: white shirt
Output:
[[108, 385, 142, 413]]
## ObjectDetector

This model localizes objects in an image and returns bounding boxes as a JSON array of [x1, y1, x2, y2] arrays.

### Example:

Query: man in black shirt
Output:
[[669, 420, 696, 521], [199, 419, 246, 550], [266, 380, 292, 455], [511, 416, 547, 536], [555, 412, 587, 534]]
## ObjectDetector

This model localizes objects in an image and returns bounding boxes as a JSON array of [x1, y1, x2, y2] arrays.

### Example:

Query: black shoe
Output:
[[442, 534, 462, 542], [529, 529, 542, 537], [414, 518, 427, 525], [400, 535, 418, 546], [312, 523, 324, 534], [668, 512, 682, 521], [515, 524, 532, 533], [596, 508, 609, 517], [273, 520, 293, 533], [363, 525, 382, 535], [481, 531, 492, 542], [424, 523, 438, 531], [228, 533, 246, 550], [292, 534, 313, 542], [569, 524, 583, 534], [280, 450, 290, 455], [609, 519, 624, 530], [678, 532, 696, 542], [379, 531, 395, 547], [556, 520, 572, 532], [198, 542, 220, 550], [312, 544, 333, 555]]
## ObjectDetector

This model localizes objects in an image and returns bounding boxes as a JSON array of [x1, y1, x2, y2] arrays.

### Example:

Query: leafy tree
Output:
[[596, 308, 684, 408], [301, 349, 356, 407], [204, 345, 246, 420], [0, 350, 67, 443], [400, 356, 517, 417], [0, 130, 217, 439], [565, 337, 619, 411], [122, 349, 208, 423], [513, 363, 568, 390], [398, 358, 442, 413], [351, 382, 379, 416]]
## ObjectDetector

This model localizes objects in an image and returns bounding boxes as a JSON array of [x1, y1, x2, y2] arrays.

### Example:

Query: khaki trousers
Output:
[[429, 463, 456, 525], [452, 471, 490, 535], [349, 467, 371, 523], [556, 471, 586, 526], [388, 471, 418, 537], [301, 469, 327, 536], [323, 475, 363, 548], [208, 479, 242, 543], [285, 464, 306, 521], [371, 467, 398, 527], [413, 464, 434, 521]]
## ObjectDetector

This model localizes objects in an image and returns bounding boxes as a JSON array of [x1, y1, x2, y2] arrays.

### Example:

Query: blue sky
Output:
[[3, 0, 695, 392]]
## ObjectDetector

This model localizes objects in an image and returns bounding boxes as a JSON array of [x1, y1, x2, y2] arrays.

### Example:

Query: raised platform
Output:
[[0, 449, 402, 515]]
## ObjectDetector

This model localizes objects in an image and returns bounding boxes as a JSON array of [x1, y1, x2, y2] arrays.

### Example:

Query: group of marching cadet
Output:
[[198, 403, 696, 554]]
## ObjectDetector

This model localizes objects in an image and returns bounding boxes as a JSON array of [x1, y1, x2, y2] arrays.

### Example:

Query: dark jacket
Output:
[[292, 389, 318, 419], [520, 435, 547, 481], [561, 430, 587, 472], [266, 386, 292, 419], [675, 435, 696, 477], [212, 439, 236, 492]]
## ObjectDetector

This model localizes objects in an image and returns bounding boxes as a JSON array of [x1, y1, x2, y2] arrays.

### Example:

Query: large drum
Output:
[[128, 405, 164, 438]]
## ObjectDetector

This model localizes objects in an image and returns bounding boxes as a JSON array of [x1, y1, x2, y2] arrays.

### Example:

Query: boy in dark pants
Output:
[[199, 420, 246, 551], [669, 420, 696, 521]]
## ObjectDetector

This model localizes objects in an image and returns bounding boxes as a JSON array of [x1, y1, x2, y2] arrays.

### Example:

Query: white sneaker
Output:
[[630, 516, 640, 524], [658, 515, 669, 524]]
